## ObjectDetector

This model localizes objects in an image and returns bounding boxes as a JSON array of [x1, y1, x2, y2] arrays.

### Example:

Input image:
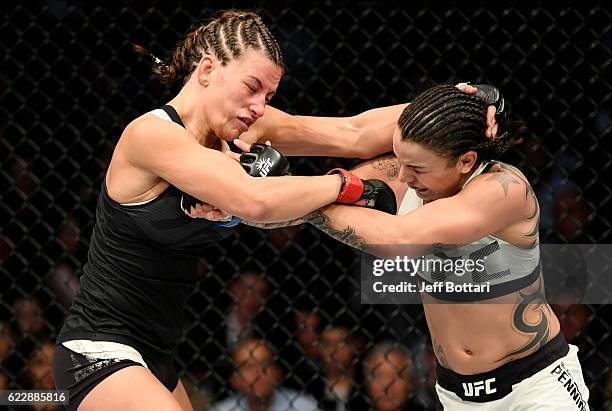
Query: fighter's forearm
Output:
[[242, 218, 305, 229], [303, 205, 400, 252], [246, 104, 406, 159]]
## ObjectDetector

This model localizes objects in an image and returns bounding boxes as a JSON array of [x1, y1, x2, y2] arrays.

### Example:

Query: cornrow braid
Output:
[[206, 22, 226, 65], [214, 20, 232, 64], [135, 9, 284, 85], [254, 18, 281, 62], [398, 84, 520, 162], [226, 16, 243, 59]]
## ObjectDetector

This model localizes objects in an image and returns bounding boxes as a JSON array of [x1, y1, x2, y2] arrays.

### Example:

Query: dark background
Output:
[[1, 1, 610, 410]]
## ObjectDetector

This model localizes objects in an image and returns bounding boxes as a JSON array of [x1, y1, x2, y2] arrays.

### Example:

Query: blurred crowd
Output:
[[1, 268, 610, 410]]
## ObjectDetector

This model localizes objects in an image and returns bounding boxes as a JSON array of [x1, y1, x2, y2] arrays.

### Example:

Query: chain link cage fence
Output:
[[1, 1, 611, 410]]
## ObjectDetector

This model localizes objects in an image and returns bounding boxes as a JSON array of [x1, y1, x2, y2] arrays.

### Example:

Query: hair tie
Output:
[[149, 53, 163, 66]]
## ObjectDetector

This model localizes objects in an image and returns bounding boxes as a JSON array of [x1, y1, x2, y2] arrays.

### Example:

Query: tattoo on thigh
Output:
[[304, 211, 368, 249], [497, 277, 551, 362]]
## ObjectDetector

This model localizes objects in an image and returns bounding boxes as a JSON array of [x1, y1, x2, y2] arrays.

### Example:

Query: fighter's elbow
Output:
[[236, 193, 270, 222], [386, 223, 436, 246], [234, 191, 275, 223], [375, 220, 406, 245], [354, 138, 390, 160]]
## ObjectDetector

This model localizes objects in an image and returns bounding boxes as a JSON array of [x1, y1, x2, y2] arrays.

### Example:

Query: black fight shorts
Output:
[[52, 343, 179, 411]]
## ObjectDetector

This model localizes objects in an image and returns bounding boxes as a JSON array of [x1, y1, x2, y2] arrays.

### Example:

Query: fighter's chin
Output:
[[413, 188, 429, 199], [415, 189, 442, 203], [219, 127, 243, 141]]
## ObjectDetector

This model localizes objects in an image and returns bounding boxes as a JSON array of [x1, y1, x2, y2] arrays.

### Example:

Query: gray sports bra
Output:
[[398, 161, 541, 301]]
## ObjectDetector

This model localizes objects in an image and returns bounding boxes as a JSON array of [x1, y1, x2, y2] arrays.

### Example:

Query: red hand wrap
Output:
[[326, 168, 364, 203]]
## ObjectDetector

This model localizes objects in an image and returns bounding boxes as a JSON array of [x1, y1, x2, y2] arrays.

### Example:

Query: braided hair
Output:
[[398, 84, 520, 163], [134, 10, 284, 85]]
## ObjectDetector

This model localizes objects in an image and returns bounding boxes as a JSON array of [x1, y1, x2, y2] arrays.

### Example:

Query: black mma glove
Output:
[[239, 143, 291, 177], [326, 168, 397, 215], [472, 83, 506, 130]]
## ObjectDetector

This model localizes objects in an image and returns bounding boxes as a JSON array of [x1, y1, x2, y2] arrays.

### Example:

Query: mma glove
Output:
[[472, 83, 506, 130], [239, 143, 291, 177], [182, 143, 291, 214], [326, 168, 397, 215]]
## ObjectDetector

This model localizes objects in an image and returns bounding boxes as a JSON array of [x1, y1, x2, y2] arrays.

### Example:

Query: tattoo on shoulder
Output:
[[496, 276, 552, 362], [370, 155, 400, 180], [303, 211, 368, 249], [498, 163, 541, 245], [485, 171, 521, 197]]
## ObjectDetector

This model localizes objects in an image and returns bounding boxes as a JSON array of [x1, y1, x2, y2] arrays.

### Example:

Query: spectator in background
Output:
[[56, 216, 82, 256], [10, 297, 51, 378], [363, 341, 425, 411], [12, 297, 49, 339], [226, 272, 271, 349], [283, 308, 325, 399], [0, 321, 16, 362], [0, 321, 20, 386], [317, 324, 363, 411], [46, 262, 80, 309], [25, 341, 59, 411], [552, 304, 591, 346], [294, 309, 321, 361], [265, 225, 302, 252], [46, 216, 84, 309], [213, 338, 319, 411], [179, 370, 214, 411], [26, 341, 56, 390], [553, 183, 595, 242], [9, 156, 37, 199]]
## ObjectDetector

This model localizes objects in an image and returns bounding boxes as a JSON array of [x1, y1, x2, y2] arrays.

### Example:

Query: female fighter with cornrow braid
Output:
[[52, 10, 405, 411], [296, 84, 590, 410]]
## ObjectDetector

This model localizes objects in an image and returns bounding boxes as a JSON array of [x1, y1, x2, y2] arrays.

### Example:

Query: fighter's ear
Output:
[[196, 54, 216, 87], [457, 151, 478, 175]]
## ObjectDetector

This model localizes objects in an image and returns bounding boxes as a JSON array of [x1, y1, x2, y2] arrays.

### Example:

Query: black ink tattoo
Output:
[[303, 211, 368, 249], [499, 163, 541, 245], [433, 339, 450, 368], [243, 218, 304, 229], [370, 155, 400, 180], [485, 171, 521, 197], [496, 276, 551, 362]]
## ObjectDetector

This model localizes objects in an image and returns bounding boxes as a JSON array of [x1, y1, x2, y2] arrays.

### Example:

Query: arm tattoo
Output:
[[370, 155, 400, 180], [499, 163, 541, 245], [303, 211, 368, 250], [243, 218, 304, 229], [496, 276, 552, 362]]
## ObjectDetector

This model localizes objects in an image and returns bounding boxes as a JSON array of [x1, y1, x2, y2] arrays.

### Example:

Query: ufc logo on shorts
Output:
[[462, 378, 497, 397], [256, 158, 274, 176]]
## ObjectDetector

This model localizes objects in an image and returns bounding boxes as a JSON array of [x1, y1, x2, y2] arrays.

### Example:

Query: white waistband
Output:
[[62, 339, 149, 369]]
